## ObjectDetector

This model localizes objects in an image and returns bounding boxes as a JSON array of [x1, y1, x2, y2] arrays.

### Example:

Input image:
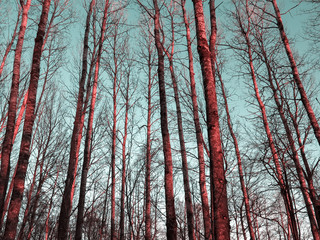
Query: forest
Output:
[[0, 0, 319, 239]]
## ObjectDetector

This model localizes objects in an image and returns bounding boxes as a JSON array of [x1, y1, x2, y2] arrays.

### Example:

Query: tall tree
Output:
[[180, 1, 211, 238], [58, 0, 109, 238], [162, 4, 195, 239], [3, 0, 51, 239], [73, 1, 96, 239], [0, 0, 31, 225], [191, 0, 230, 239], [233, 1, 300, 238], [271, 0, 320, 146], [153, 0, 177, 238], [216, 59, 255, 240]]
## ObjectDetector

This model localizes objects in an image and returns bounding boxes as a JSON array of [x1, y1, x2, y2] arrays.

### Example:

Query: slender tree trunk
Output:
[[3, 1, 51, 239], [180, 2, 211, 238], [0, 8, 21, 78], [286, 95, 320, 227], [163, 10, 195, 240], [216, 61, 255, 240], [153, 0, 177, 238], [271, 0, 320, 145], [260, 40, 320, 238], [73, 1, 96, 239], [45, 166, 60, 240], [120, 80, 130, 240], [58, 0, 97, 238], [144, 35, 153, 240], [237, 2, 299, 238], [191, 0, 230, 239], [110, 26, 118, 240], [0, 0, 31, 225]]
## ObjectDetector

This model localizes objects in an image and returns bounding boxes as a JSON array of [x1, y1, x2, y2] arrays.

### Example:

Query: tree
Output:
[[271, 0, 320, 146], [0, 0, 31, 225], [152, 0, 177, 238], [3, 0, 51, 239], [191, 0, 230, 239], [180, 1, 211, 238]]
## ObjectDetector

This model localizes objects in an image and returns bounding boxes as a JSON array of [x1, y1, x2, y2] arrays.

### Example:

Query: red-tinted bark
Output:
[[3, 1, 51, 239], [153, 0, 177, 238], [236, 2, 299, 238], [180, 2, 211, 238], [0, 9, 21, 78], [73, 1, 95, 239], [258, 35, 320, 239], [272, 0, 320, 146], [216, 62, 255, 240], [192, 0, 230, 239], [120, 80, 129, 240], [163, 10, 195, 239], [0, 0, 31, 225]]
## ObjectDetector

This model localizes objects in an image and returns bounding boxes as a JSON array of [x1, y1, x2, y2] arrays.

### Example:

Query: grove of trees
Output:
[[0, 0, 319, 239]]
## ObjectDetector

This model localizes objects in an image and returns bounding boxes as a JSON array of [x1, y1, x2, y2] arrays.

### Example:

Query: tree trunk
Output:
[[216, 61, 255, 240], [58, 1, 96, 238], [120, 79, 130, 240], [73, 1, 96, 239], [163, 9, 195, 240], [180, 1, 211, 238], [0, 0, 31, 225], [144, 32, 153, 240], [153, 0, 177, 239], [191, 0, 230, 239], [260, 39, 320, 239], [237, 2, 299, 238], [3, 1, 51, 239], [272, 0, 320, 146]]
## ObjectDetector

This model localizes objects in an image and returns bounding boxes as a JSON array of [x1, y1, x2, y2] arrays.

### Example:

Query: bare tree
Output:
[[0, 0, 31, 225], [191, 0, 230, 239], [3, 0, 51, 239]]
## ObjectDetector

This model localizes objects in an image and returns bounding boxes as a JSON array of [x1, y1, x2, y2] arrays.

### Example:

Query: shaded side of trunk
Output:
[[153, 0, 177, 239], [0, 1, 31, 225], [3, 1, 51, 239], [272, 0, 320, 145], [144, 36, 153, 240], [58, 1, 96, 238], [181, 1, 211, 238], [192, 0, 230, 239], [73, 2, 96, 239]]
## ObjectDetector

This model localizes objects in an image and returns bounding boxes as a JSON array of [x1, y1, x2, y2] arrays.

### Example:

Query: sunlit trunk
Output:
[[192, 0, 230, 239]]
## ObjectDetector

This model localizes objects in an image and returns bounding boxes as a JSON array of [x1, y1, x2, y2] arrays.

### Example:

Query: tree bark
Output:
[[272, 0, 320, 146], [73, 1, 96, 239], [120, 79, 130, 240], [192, 0, 230, 239], [180, 1, 211, 238], [236, 2, 299, 238], [0, 0, 31, 225], [259, 38, 320, 238], [216, 61, 255, 240], [162, 8, 195, 240], [153, 0, 177, 239], [3, 1, 51, 239]]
